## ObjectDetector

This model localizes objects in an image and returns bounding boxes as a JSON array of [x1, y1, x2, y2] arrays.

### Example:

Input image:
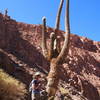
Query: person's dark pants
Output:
[[31, 92, 41, 100]]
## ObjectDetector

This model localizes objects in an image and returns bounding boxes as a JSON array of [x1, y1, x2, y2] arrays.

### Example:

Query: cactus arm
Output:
[[49, 32, 56, 60], [55, 0, 64, 30], [42, 17, 48, 58], [54, 0, 64, 55], [56, 0, 70, 63]]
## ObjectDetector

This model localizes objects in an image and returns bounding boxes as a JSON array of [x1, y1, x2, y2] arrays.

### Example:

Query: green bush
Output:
[[0, 69, 27, 100]]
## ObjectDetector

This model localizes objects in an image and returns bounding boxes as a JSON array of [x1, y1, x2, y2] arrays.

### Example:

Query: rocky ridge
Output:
[[0, 13, 100, 100]]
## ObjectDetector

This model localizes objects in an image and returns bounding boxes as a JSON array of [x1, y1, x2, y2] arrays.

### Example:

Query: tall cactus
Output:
[[46, 0, 70, 98], [41, 0, 70, 98]]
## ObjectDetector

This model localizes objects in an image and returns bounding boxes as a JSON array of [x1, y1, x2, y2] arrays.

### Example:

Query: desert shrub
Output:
[[0, 69, 27, 100]]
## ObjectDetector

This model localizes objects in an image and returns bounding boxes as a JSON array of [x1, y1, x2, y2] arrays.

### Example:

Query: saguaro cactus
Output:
[[41, 0, 70, 98]]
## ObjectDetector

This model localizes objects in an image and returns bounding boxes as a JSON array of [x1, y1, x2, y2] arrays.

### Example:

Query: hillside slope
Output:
[[0, 13, 100, 100]]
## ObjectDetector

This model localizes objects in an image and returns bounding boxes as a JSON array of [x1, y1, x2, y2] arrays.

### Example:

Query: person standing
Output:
[[5, 8, 8, 16], [30, 72, 42, 100]]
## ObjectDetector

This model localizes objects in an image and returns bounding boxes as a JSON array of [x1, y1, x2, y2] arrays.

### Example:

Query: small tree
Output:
[[42, 0, 70, 98]]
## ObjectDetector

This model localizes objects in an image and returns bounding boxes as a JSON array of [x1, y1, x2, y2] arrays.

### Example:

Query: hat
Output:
[[34, 72, 41, 76]]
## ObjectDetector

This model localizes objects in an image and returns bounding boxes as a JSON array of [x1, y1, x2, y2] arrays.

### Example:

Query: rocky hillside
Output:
[[0, 13, 100, 100]]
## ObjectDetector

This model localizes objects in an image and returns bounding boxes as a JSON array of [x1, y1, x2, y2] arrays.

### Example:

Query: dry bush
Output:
[[0, 69, 27, 100]]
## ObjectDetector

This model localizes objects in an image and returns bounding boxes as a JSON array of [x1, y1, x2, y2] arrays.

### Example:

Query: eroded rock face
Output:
[[0, 49, 15, 74], [0, 13, 100, 100]]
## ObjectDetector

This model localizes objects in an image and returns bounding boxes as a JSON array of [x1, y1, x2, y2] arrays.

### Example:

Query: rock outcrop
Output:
[[0, 13, 100, 100]]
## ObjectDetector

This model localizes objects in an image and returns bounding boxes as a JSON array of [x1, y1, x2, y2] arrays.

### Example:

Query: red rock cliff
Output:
[[0, 13, 100, 100]]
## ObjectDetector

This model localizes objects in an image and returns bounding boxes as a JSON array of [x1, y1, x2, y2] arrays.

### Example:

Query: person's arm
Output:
[[31, 80, 41, 90], [31, 82, 35, 90]]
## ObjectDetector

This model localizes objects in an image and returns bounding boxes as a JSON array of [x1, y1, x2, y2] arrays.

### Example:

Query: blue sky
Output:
[[0, 0, 100, 41]]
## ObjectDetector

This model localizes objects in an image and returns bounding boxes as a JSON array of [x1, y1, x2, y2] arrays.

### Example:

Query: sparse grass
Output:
[[0, 69, 27, 100]]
